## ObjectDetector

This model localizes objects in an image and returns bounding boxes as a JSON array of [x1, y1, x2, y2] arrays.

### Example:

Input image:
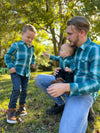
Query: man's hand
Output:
[[54, 67, 62, 76], [47, 83, 70, 97], [9, 67, 16, 74], [43, 51, 50, 58]]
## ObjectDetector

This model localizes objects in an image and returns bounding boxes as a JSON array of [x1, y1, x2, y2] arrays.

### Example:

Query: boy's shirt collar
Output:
[[19, 40, 34, 47]]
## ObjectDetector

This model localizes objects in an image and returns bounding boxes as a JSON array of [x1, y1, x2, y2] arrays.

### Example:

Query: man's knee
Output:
[[35, 74, 41, 85]]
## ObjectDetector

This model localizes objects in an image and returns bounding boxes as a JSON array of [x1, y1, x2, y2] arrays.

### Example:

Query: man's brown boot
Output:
[[51, 77, 64, 84], [19, 104, 27, 116], [6, 108, 17, 124]]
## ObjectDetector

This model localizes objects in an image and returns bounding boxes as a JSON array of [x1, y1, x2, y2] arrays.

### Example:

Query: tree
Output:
[[13, 0, 100, 55], [0, 0, 100, 67]]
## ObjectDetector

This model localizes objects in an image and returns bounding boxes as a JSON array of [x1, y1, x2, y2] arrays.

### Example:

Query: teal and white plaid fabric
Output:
[[70, 38, 100, 100], [50, 55, 75, 71], [5, 40, 35, 77]]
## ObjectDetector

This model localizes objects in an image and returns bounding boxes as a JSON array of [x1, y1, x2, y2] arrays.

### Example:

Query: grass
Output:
[[0, 71, 100, 133]]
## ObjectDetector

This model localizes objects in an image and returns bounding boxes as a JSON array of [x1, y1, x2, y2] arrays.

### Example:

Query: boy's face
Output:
[[60, 44, 72, 58], [22, 30, 36, 45]]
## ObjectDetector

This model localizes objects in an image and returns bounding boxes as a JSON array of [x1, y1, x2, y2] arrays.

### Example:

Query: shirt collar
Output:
[[79, 38, 91, 50], [19, 40, 34, 47]]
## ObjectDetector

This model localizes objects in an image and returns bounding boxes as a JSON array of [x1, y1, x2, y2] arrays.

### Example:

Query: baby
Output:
[[43, 43, 75, 84]]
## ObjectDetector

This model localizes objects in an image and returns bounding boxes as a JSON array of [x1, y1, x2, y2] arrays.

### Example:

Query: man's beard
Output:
[[70, 35, 79, 48]]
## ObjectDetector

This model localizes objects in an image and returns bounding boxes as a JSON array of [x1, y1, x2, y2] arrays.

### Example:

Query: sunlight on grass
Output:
[[0, 74, 10, 81], [94, 117, 100, 132]]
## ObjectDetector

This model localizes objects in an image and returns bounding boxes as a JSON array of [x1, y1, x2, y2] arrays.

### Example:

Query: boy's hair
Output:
[[22, 24, 37, 34], [63, 43, 75, 55], [67, 16, 90, 34]]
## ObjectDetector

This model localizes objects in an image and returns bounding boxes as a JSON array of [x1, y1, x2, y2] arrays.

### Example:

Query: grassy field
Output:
[[0, 71, 100, 133]]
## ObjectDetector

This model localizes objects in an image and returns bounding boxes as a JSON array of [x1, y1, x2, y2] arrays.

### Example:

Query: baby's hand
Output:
[[65, 67, 72, 72], [9, 67, 16, 74], [32, 64, 36, 69], [54, 67, 61, 76], [43, 51, 50, 58]]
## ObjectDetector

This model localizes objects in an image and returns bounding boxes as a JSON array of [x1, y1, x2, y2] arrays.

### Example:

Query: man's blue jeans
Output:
[[35, 74, 94, 133], [9, 73, 29, 108]]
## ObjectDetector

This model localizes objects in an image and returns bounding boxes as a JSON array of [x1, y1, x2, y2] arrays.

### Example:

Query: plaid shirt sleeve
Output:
[[4, 43, 17, 69], [70, 43, 100, 96], [50, 55, 60, 61]]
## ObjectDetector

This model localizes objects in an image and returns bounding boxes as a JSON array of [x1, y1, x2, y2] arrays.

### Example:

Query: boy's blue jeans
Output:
[[9, 73, 29, 108], [35, 74, 94, 133]]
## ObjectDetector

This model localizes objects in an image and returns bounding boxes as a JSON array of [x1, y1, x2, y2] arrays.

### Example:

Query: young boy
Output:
[[43, 43, 75, 85], [5, 24, 36, 124]]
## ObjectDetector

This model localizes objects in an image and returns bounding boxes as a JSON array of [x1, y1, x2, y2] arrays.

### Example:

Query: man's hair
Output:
[[67, 16, 90, 34], [22, 24, 37, 34]]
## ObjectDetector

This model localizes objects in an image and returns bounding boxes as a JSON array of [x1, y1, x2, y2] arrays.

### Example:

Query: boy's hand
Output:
[[43, 51, 50, 58], [65, 67, 72, 72], [32, 64, 35, 69], [9, 67, 16, 74]]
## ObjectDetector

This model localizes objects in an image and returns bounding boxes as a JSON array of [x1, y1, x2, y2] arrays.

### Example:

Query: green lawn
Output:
[[0, 71, 100, 133]]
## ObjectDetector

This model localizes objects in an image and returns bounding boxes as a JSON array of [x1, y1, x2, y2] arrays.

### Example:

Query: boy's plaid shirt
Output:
[[70, 38, 100, 100], [5, 40, 35, 77]]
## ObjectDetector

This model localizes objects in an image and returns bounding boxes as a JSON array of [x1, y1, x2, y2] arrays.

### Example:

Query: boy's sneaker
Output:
[[19, 104, 27, 116], [46, 103, 65, 115], [6, 108, 17, 124]]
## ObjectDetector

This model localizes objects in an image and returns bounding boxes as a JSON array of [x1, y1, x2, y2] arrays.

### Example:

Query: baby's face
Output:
[[60, 45, 72, 58]]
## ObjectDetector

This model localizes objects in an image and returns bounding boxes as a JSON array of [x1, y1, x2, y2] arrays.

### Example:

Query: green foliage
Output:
[[0, 0, 100, 68], [93, 40, 100, 45]]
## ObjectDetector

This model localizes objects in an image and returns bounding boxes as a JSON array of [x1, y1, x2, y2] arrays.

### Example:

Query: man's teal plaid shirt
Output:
[[5, 40, 35, 77], [70, 38, 100, 100]]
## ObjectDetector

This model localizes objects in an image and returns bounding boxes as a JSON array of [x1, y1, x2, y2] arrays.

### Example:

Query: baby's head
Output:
[[60, 43, 75, 58], [22, 24, 37, 45]]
